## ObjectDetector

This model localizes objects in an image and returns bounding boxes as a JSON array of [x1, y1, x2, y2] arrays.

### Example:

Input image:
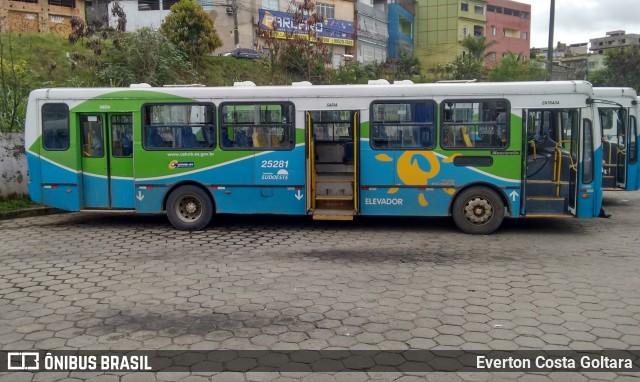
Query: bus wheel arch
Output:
[[164, 182, 215, 231], [450, 183, 507, 235]]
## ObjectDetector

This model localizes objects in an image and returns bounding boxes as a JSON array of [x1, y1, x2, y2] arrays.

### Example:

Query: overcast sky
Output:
[[517, 0, 640, 48]]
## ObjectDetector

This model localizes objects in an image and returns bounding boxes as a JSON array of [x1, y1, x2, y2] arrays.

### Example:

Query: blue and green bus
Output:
[[25, 80, 603, 234], [593, 87, 639, 191]]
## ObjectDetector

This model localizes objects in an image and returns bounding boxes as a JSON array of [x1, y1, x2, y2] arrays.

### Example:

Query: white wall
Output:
[[0, 133, 28, 198]]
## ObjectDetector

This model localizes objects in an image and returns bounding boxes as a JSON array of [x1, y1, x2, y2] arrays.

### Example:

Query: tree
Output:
[[440, 35, 498, 81], [602, 46, 640, 92], [160, 0, 222, 65], [257, 0, 330, 82], [460, 35, 498, 61], [488, 52, 547, 82], [99, 28, 199, 86]]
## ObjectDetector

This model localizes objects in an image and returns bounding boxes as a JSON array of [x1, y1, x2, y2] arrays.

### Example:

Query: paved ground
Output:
[[1, 191, 640, 381]]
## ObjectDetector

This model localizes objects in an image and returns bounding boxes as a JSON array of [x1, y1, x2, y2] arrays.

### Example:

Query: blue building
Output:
[[387, 0, 415, 58]]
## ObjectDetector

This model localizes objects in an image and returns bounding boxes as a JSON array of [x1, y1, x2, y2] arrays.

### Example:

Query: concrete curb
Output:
[[0, 206, 65, 220]]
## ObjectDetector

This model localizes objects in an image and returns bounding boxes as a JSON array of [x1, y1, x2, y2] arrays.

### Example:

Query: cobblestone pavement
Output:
[[1, 191, 640, 382]]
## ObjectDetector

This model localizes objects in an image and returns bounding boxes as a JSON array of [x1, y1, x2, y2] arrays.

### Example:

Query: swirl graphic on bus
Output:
[[375, 151, 442, 207]]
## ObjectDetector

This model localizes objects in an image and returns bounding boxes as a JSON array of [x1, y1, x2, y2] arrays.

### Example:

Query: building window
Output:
[[462, 27, 468, 37], [523, 32, 528, 40], [197, 0, 214, 8], [370, 101, 436, 150], [489, 52, 496, 61], [441, 100, 510, 149], [474, 5, 484, 15], [461, 2, 468, 12], [48, 0, 75, 6], [138, 0, 160, 10], [399, 16, 412, 38], [316, 3, 335, 19], [474, 25, 483, 37], [220, 103, 295, 150], [491, 26, 496, 36], [11, 0, 38, 3], [143, 104, 216, 150], [162, 0, 180, 9], [261, 0, 278, 11]]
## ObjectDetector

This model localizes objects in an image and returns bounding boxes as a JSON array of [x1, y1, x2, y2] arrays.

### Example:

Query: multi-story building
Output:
[[356, 0, 388, 64], [1, 0, 85, 35], [415, 0, 487, 71], [590, 30, 640, 54], [387, 0, 415, 59], [106, 0, 355, 68], [485, 0, 530, 65], [256, 0, 356, 68]]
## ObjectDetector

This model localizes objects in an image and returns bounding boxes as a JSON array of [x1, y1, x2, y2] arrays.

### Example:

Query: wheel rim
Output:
[[463, 196, 493, 225], [174, 195, 203, 223]]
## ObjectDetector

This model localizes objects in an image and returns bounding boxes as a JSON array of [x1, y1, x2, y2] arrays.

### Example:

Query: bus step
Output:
[[315, 183, 353, 197], [526, 180, 567, 196], [602, 175, 616, 189], [315, 195, 353, 201], [316, 173, 353, 182], [313, 208, 355, 221], [525, 196, 565, 214]]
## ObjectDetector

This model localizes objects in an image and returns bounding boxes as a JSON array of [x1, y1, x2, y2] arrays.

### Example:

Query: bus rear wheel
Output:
[[452, 187, 504, 235], [166, 185, 213, 231]]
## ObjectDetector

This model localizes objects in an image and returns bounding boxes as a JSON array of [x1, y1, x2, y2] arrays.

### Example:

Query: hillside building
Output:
[[1, 0, 85, 35]]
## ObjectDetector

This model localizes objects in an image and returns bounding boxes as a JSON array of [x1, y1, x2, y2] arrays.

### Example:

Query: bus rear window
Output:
[[42, 103, 70, 151], [143, 104, 215, 150]]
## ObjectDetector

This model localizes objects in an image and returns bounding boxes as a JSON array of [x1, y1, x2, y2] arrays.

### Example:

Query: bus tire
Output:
[[166, 185, 213, 231], [452, 186, 504, 235]]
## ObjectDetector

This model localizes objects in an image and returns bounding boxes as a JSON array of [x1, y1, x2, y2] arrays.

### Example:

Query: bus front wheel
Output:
[[452, 187, 504, 235], [166, 185, 213, 231]]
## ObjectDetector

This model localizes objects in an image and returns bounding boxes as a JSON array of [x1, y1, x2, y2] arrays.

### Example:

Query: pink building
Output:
[[485, 0, 531, 66]]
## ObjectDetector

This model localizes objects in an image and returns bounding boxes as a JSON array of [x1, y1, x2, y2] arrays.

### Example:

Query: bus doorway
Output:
[[306, 110, 359, 220], [79, 113, 134, 209], [522, 109, 580, 216]]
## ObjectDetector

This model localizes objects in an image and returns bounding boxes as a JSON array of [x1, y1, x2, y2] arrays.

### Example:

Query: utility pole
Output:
[[546, 0, 555, 81], [232, 0, 240, 48]]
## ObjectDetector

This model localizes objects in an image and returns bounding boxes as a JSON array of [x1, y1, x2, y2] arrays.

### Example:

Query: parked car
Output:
[[221, 48, 261, 59]]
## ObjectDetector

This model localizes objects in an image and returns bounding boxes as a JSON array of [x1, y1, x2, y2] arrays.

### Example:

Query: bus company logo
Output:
[[7, 352, 40, 370], [168, 160, 195, 169], [262, 169, 289, 180], [542, 100, 560, 105]]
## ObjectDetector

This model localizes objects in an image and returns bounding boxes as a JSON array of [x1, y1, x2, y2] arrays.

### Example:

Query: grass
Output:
[[2, 32, 295, 87], [2, 32, 100, 86], [0, 197, 35, 212]]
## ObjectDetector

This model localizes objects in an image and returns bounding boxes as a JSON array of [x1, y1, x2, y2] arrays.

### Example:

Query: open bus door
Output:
[[78, 113, 135, 209], [306, 110, 359, 220], [522, 109, 581, 217], [625, 113, 639, 190]]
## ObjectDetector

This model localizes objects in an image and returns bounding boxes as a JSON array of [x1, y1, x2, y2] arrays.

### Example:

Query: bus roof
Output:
[[593, 87, 638, 107], [30, 81, 595, 101]]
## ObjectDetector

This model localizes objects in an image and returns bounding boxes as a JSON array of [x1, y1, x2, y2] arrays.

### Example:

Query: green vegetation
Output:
[[589, 46, 640, 92], [160, 0, 222, 66], [0, 197, 35, 212], [100, 28, 199, 87], [488, 52, 547, 82]]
